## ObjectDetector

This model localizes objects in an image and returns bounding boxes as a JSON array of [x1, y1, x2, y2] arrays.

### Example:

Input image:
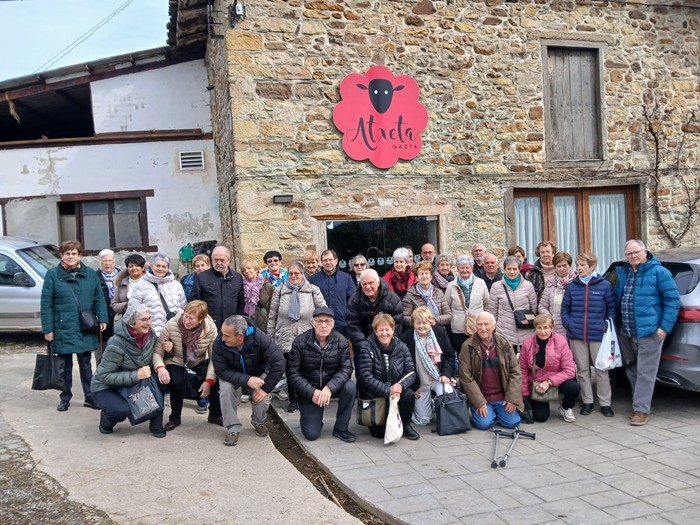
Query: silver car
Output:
[[0, 237, 61, 332], [606, 246, 700, 392]]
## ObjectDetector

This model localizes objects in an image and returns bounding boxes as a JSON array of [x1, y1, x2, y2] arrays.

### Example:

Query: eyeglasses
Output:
[[137, 317, 153, 323], [288, 271, 303, 276], [625, 250, 644, 257], [313, 319, 334, 325], [267, 258, 280, 263], [354, 263, 366, 268]]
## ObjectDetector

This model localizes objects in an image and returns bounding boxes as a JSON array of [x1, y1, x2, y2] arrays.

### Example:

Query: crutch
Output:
[[499, 429, 536, 468], [490, 429, 514, 468]]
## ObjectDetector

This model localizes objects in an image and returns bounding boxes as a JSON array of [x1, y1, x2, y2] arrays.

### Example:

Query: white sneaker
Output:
[[274, 389, 289, 401], [559, 405, 576, 423]]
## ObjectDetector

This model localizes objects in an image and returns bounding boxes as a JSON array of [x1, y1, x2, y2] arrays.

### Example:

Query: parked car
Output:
[[605, 246, 700, 392], [0, 237, 61, 332]]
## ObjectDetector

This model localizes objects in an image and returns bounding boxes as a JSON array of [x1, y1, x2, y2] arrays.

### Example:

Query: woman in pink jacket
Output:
[[519, 314, 580, 423]]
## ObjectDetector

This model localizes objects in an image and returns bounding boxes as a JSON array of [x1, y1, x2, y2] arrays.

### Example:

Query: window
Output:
[[514, 187, 637, 272], [0, 254, 24, 286], [58, 191, 154, 253], [542, 43, 605, 162]]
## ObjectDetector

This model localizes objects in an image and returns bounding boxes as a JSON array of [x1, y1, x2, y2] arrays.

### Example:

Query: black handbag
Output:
[[31, 342, 66, 391], [152, 282, 176, 320], [356, 397, 387, 426], [182, 360, 209, 400], [66, 283, 100, 332], [503, 282, 536, 329], [434, 386, 471, 436]]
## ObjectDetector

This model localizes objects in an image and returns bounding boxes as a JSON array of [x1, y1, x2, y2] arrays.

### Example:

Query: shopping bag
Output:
[[31, 343, 66, 391], [595, 318, 622, 371], [384, 396, 403, 445], [120, 376, 164, 425], [434, 384, 471, 436]]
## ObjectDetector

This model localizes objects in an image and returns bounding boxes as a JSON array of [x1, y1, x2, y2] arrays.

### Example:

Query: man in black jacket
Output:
[[287, 307, 356, 443], [212, 315, 284, 446], [191, 245, 245, 330]]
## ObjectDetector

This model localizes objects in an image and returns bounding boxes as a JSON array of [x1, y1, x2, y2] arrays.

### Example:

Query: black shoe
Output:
[[57, 400, 70, 412], [151, 429, 167, 438], [83, 400, 100, 410], [403, 424, 420, 441], [286, 401, 298, 413], [164, 419, 181, 431], [98, 424, 113, 434], [601, 406, 615, 417], [207, 416, 223, 427], [332, 429, 357, 443], [580, 403, 593, 415]]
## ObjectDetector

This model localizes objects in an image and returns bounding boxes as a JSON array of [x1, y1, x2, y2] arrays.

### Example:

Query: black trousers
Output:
[[59, 351, 94, 404], [160, 364, 221, 422], [449, 331, 469, 357], [298, 380, 356, 440], [283, 353, 297, 403], [94, 388, 163, 431], [368, 388, 415, 439], [532, 378, 581, 422]]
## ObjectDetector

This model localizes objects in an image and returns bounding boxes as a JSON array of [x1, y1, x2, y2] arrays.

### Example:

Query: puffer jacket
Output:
[[129, 270, 186, 337], [538, 272, 576, 336], [250, 281, 275, 333], [444, 277, 489, 335], [267, 280, 326, 353], [614, 253, 680, 338], [190, 267, 245, 330], [458, 333, 524, 411], [561, 274, 616, 342], [211, 318, 285, 393], [153, 312, 218, 381], [519, 332, 576, 398], [399, 326, 454, 392], [309, 269, 355, 334], [488, 279, 538, 346], [356, 334, 415, 400], [402, 284, 452, 327], [287, 328, 353, 400], [40, 263, 108, 355], [90, 319, 157, 393], [525, 259, 548, 303], [346, 279, 404, 346]]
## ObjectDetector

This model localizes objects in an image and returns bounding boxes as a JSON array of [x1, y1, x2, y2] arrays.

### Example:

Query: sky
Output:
[[0, 0, 170, 81]]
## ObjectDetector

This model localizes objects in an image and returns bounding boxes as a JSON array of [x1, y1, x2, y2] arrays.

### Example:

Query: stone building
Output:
[[197, 0, 698, 274]]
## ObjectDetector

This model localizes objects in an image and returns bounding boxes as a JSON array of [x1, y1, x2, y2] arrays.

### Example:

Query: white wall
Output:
[[91, 61, 212, 133]]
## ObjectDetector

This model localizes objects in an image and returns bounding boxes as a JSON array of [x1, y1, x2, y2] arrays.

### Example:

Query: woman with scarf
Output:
[[240, 257, 275, 333], [399, 307, 455, 426], [112, 254, 146, 321], [383, 247, 415, 299], [431, 254, 455, 294], [153, 300, 220, 430], [489, 255, 538, 353], [402, 261, 451, 328], [95, 249, 119, 355], [267, 260, 326, 412], [561, 252, 617, 417], [445, 255, 490, 355], [538, 252, 576, 336]]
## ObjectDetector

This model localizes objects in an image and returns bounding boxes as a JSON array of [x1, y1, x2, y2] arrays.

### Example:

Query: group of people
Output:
[[39, 237, 680, 444]]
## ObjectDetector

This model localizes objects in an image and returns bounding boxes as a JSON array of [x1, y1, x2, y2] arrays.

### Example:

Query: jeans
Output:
[[93, 388, 164, 431], [531, 378, 581, 422], [619, 332, 665, 414], [219, 380, 270, 433], [298, 380, 356, 441], [471, 400, 521, 430], [60, 351, 94, 404]]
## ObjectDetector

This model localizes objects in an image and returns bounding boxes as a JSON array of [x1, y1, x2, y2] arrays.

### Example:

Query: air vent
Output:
[[179, 150, 205, 170]]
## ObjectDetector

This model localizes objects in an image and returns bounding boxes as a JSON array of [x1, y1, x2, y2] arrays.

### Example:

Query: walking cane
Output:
[[491, 429, 514, 468], [499, 429, 536, 468]]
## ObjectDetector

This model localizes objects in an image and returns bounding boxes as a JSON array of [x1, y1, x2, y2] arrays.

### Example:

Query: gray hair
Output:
[[472, 243, 486, 251], [351, 254, 368, 266], [360, 268, 380, 283], [392, 247, 410, 262], [503, 255, 521, 269], [212, 245, 231, 258], [456, 254, 474, 267], [476, 311, 496, 325], [98, 249, 114, 259], [625, 239, 646, 251], [151, 252, 171, 267], [122, 303, 151, 327], [223, 315, 247, 335], [288, 260, 304, 274], [435, 254, 451, 266]]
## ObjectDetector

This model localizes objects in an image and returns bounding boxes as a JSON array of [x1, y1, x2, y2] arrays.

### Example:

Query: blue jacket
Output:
[[561, 274, 616, 342], [614, 253, 680, 338], [309, 269, 355, 334]]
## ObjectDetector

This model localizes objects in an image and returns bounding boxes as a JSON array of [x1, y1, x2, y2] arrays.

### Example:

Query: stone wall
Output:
[[212, 0, 699, 261]]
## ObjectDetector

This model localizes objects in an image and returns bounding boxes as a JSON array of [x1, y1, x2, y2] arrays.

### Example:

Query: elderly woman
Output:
[[267, 260, 326, 411], [349, 254, 369, 287], [431, 254, 455, 294], [153, 300, 219, 430], [90, 304, 165, 437], [262, 250, 288, 288], [489, 255, 538, 352], [402, 261, 451, 328], [95, 249, 119, 349], [508, 245, 533, 276], [561, 252, 617, 417], [129, 253, 187, 337], [112, 254, 146, 321], [538, 251, 576, 336], [41, 240, 108, 412], [302, 249, 321, 280], [445, 255, 490, 355], [382, 247, 415, 299], [180, 254, 211, 300], [519, 314, 580, 423], [399, 307, 455, 426], [357, 313, 419, 440], [241, 256, 275, 333]]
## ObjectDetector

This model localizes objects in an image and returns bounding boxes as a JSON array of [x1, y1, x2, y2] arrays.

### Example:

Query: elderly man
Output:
[[471, 243, 487, 280], [420, 243, 436, 264], [482, 252, 503, 291], [287, 307, 356, 442], [458, 312, 523, 429], [615, 239, 679, 426], [310, 249, 355, 336], [212, 315, 285, 446], [346, 269, 404, 348], [191, 245, 244, 330]]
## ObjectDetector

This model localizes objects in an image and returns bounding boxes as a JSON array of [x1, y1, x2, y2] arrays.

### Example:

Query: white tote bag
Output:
[[384, 396, 403, 445], [595, 318, 622, 371]]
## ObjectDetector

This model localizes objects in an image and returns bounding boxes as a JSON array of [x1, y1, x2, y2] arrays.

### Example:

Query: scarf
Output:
[[243, 273, 264, 316], [414, 329, 442, 381], [579, 271, 597, 285], [127, 325, 150, 351], [285, 279, 303, 322], [416, 283, 439, 317], [431, 271, 453, 291], [503, 274, 521, 292], [457, 274, 474, 305], [388, 269, 412, 297], [552, 270, 577, 290], [100, 268, 119, 298], [61, 261, 80, 272], [179, 316, 204, 364]]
